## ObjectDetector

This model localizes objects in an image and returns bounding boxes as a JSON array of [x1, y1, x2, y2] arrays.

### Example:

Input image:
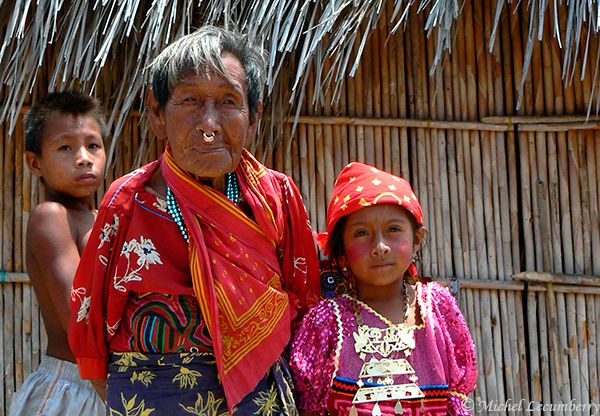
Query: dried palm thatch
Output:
[[1, 0, 599, 162]]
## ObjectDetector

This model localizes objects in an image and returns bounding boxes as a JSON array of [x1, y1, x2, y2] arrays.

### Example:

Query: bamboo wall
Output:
[[1, 1, 599, 415]]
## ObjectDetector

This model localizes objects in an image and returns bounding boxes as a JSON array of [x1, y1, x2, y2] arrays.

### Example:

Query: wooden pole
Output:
[[362, 20, 376, 167], [513, 272, 600, 286], [590, 131, 600, 275], [3, 123, 15, 409], [385, 0, 400, 176], [282, 114, 600, 131], [369, 17, 383, 169], [587, 295, 599, 406]]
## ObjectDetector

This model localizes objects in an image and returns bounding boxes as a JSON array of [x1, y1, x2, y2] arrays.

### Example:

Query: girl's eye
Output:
[[354, 229, 368, 238], [89, 143, 101, 150], [388, 225, 402, 233], [58, 145, 71, 151]]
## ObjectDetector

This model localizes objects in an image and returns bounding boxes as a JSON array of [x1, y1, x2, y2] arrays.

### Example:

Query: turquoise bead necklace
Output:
[[166, 172, 240, 243]]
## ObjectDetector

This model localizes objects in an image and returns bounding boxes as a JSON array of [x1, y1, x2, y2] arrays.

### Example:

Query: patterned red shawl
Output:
[[161, 146, 319, 411]]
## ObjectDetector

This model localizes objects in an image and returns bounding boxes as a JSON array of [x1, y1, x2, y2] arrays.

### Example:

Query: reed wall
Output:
[[1, 1, 599, 415]]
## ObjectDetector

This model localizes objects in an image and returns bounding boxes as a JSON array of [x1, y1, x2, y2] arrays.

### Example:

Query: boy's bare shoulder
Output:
[[27, 201, 74, 247], [28, 201, 70, 228]]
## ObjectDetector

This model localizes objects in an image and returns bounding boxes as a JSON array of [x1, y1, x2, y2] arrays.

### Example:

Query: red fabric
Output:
[[161, 146, 321, 409], [319, 162, 424, 277], [69, 151, 320, 405], [69, 161, 173, 380]]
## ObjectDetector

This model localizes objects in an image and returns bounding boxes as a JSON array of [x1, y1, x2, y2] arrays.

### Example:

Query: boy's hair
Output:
[[25, 91, 108, 155], [148, 25, 267, 120]]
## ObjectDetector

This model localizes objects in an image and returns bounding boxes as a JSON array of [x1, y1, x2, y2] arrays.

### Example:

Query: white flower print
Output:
[[113, 236, 162, 292], [77, 296, 91, 323], [294, 257, 307, 274], [134, 237, 163, 269], [98, 214, 119, 249], [106, 319, 121, 336], [153, 197, 167, 213], [70, 286, 86, 302]]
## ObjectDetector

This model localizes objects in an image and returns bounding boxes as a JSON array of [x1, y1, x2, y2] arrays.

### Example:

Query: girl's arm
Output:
[[289, 299, 341, 416]]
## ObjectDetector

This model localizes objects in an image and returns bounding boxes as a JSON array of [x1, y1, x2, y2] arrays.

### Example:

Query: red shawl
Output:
[[161, 146, 319, 410]]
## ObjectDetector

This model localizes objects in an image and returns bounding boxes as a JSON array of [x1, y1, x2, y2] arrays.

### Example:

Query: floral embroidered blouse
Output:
[[290, 282, 477, 415], [69, 159, 320, 382]]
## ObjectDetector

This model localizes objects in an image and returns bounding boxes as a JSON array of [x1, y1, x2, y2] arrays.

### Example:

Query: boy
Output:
[[9, 92, 107, 416]]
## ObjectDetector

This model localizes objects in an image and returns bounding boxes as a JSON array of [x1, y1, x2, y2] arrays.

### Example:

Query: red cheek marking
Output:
[[344, 243, 371, 262]]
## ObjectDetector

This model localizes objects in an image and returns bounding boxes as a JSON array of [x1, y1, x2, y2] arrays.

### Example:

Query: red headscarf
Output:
[[318, 162, 424, 276]]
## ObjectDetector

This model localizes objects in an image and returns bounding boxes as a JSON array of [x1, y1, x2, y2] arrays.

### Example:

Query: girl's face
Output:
[[340, 204, 425, 291]]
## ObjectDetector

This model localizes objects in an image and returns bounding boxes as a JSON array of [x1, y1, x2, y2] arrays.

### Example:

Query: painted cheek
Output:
[[344, 242, 371, 264]]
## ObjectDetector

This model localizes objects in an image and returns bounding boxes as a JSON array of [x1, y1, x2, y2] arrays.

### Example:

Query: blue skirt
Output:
[[106, 351, 298, 415]]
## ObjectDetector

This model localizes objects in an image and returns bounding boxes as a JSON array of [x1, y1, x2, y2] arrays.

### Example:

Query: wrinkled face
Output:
[[27, 113, 106, 198], [340, 204, 424, 290], [151, 53, 258, 179]]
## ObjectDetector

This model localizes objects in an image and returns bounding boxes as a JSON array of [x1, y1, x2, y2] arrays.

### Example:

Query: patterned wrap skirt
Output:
[[106, 351, 297, 416]]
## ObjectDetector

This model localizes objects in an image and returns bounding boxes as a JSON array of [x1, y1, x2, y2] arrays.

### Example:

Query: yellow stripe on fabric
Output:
[[214, 279, 286, 328], [222, 293, 288, 372], [164, 152, 273, 245], [189, 245, 213, 331], [239, 158, 278, 237]]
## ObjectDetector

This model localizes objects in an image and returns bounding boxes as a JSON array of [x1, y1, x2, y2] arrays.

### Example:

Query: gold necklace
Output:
[[350, 280, 424, 416]]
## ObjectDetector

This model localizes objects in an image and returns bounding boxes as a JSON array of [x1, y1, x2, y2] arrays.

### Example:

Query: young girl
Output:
[[290, 162, 477, 415]]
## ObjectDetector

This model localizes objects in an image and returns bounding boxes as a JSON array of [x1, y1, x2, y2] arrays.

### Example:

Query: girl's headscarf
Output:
[[318, 162, 424, 277]]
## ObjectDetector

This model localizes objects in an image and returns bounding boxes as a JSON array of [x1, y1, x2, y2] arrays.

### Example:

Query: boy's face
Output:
[[26, 112, 106, 199]]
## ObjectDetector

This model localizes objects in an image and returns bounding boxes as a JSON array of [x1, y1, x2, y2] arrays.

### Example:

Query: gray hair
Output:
[[148, 26, 266, 119]]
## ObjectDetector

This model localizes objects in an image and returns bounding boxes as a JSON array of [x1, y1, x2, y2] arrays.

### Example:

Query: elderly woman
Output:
[[69, 26, 320, 415]]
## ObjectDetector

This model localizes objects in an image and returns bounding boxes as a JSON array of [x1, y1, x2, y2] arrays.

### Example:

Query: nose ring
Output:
[[203, 131, 215, 143], [197, 127, 216, 143]]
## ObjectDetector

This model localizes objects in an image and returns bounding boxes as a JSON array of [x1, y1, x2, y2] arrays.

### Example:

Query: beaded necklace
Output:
[[165, 172, 240, 243]]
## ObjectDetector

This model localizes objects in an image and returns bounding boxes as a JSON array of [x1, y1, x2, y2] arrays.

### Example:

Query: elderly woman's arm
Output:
[[278, 175, 322, 322], [68, 177, 133, 380]]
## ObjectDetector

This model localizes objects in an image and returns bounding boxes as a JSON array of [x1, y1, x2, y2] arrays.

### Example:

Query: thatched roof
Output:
[[1, 0, 598, 159]]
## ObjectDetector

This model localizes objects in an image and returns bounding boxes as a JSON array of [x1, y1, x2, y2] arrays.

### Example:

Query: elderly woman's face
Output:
[[153, 53, 257, 179]]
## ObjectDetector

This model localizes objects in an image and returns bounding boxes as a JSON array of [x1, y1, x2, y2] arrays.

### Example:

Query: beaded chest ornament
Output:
[[165, 172, 240, 243], [350, 281, 424, 416]]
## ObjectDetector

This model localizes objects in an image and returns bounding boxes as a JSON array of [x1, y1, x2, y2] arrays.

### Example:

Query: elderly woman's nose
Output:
[[196, 103, 220, 132]]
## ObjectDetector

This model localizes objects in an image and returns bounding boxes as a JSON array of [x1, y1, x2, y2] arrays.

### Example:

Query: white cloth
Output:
[[9, 355, 105, 416]]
